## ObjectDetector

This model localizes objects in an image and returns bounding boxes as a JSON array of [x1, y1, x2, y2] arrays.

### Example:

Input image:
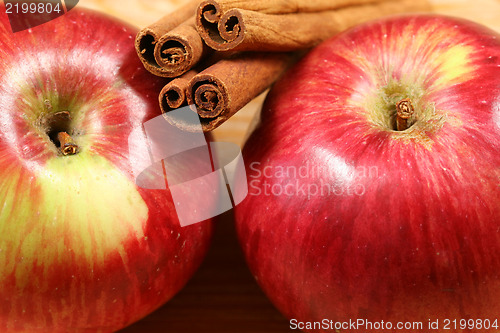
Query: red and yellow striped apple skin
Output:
[[0, 6, 213, 332], [235, 15, 500, 332]]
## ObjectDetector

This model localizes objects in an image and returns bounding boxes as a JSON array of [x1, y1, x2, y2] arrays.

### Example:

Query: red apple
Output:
[[235, 14, 500, 332], [0, 6, 213, 332]]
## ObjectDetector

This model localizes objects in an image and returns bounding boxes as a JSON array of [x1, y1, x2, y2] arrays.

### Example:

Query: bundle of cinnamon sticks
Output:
[[136, 0, 430, 132]]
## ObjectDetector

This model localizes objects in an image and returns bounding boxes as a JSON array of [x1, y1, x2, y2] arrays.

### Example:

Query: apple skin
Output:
[[0, 6, 213, 333], [234, 14, 500, 332]]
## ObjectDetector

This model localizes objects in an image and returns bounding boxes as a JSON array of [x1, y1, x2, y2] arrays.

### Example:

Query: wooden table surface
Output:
[[75, 1, 500, 332]]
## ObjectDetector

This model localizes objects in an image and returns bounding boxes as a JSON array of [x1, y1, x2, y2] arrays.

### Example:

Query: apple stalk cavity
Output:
[[41, 108, 79, 156]]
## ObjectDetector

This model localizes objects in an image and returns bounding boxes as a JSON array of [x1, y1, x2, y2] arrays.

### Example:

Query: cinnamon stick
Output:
[[153, 18, 213, 77], [135, 0, 201, 77], [159, 69, 199, 112], [196, 0, 395, 19], [158, 52, 231, 112], [162, 52, 297, 132], [198, 0, 430, 51], [195, 0, 393, 48]]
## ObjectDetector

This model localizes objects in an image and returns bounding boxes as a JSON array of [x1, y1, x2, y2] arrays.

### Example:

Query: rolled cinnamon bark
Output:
[[195, 0, 394, 48], [135, 0, 201, 77], [159, 70, 199, 113], [196, 0, 394, 19], [198, 0, 430, 51], [153, 18, 210, 78], [158, 52, 231, 113], [163, 52, 296, 132]]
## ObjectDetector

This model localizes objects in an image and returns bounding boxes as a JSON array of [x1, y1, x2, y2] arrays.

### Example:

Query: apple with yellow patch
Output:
[[0, 5, 212, 333], [235, 14, 500, 332]]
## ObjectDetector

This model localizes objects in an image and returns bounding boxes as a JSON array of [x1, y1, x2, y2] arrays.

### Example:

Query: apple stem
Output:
[[395, 98, 414, 131], [41, 109, 79, 156], [57, 132, 78, 156]]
